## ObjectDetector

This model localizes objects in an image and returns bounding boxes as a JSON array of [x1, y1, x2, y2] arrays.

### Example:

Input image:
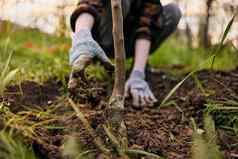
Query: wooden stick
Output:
[[103, 125, 127, 157], [110, 0, 126, 108], [108, 1, 129, 158], [68, 98, 110, 155], [103, 125, 163, 159]]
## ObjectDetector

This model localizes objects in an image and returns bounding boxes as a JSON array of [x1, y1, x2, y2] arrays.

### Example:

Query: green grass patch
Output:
[[1, 28, 237, 87], [150, 36, 238, 72], [0, 29, 70, 84]]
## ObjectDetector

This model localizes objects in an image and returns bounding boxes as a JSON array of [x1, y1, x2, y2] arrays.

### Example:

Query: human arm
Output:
[[125, 39, 157, 107], [125, 1, 163, 107], [68, 1, 113, 91]]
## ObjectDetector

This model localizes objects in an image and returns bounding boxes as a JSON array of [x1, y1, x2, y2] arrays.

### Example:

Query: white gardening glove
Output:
[[125, 70, 157, 107], [68, 29, 114, 91]]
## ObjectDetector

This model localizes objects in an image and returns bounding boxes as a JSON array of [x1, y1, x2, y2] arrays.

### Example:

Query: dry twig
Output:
[[68, 98, 110, 155]]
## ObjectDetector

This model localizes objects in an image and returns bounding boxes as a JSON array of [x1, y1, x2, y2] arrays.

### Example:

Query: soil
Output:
[[1, 68, 238, 159]]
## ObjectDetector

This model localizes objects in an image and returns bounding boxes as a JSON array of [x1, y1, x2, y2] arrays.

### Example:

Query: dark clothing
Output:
[[70, 0, 181, 57]]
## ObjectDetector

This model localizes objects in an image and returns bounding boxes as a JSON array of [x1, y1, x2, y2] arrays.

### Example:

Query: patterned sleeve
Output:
[[136, 0, 163, 41], [70, 0, 104, 32]]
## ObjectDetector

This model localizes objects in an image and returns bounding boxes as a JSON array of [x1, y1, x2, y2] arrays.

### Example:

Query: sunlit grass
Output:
[[150, 36, 238, 72], [1, 27, 237, 87], [0, 29, 70, 85], [0, 54, 19, 96]]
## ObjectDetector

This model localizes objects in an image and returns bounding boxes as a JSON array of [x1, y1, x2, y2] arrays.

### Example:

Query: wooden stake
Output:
[[110, 0, 126, 109], [108, 1, 129, 158]]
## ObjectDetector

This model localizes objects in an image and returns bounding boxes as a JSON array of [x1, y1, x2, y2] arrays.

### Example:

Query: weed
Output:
[[0, 131, 37, 159], [1, 98, 67, 146], [205, 100, 238, 134], [160, 14, 236, 106]]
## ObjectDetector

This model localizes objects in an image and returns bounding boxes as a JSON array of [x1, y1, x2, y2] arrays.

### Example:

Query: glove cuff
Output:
[[130, 70, 145, 80]]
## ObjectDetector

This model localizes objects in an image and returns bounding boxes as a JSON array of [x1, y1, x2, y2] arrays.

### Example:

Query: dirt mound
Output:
[[3, 80, 61, 112], [1, 69, 238, 159]]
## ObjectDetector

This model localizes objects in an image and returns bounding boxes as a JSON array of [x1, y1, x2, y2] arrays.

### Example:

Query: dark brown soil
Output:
[[1, 69, 238, 159], [3, 80, 61, 113]]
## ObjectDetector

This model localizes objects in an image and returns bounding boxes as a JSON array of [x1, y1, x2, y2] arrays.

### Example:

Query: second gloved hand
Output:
[[125, 70, 157, 107]]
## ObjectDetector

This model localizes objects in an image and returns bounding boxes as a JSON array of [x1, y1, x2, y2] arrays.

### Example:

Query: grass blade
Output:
[[0, 69, 19, 95], [0, 52, 13, 79], [211, 14, 237, 69], [160, 71, 193, 106], [2, 69, 19, 87]]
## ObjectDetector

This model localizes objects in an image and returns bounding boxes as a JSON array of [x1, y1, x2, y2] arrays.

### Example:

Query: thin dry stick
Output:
[[103, 125, 162, 159], [103, 125, 127, 157], [126, 149, 163, 159], [110, 0, 126, 109], [68, 98, 110, 155]]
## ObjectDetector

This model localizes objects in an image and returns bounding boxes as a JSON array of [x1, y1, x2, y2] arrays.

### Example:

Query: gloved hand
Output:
[[125, 70, 157, 107], [68, 29, 114, 90]]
